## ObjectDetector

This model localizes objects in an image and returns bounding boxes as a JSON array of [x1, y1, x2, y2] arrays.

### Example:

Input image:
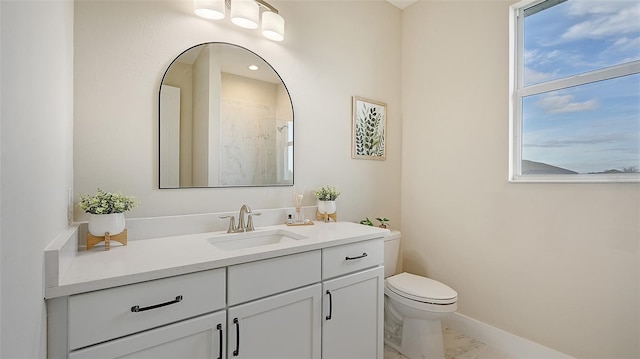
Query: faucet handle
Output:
[[246, 213, 262, 232], [219, 215, 236, 233]]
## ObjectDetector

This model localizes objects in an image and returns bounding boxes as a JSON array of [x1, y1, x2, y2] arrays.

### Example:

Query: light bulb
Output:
[[193, 0, 225, 20], [231, 0, 259, 29], [262, 11, 284, 41]]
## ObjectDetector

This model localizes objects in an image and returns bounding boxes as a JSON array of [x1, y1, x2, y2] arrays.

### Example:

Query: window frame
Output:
[[508, 0, 640, 183]]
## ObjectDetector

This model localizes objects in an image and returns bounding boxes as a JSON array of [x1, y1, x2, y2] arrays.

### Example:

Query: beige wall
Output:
[[1, 1, 74, 356], [74, 1, 402, 223], [71, 1, 640, 357], [401, 1, 639, 358]]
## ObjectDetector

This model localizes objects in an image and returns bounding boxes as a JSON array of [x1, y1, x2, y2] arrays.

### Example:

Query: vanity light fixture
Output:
[[193, 0, 285, 42], [193, 0, 226, 20], [261, 10, 284, 42], [231, 0, 259, 29]]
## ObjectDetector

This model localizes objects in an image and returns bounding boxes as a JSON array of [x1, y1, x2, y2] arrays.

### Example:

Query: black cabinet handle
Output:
[[325, 290, 332, 320], [130, 295, 183, 313], [345, 253, 368, 261], [233, 318, 240, 356], [216, 323, 223, 359]]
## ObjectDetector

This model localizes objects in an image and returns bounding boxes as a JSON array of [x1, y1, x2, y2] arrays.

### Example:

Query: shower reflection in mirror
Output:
[[159, 42, 294, 188]]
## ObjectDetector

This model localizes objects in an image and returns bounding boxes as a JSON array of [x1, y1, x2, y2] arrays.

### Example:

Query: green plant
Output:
[[313, 185, 340, 201], [79, 188, 137, 214], [354, 102, 385, 157], [359, 217, 373, 226], [376, 217, 390, 228]]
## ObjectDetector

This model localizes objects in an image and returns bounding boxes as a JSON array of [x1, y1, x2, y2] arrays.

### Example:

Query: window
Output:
[[509, 0, 640, 182]]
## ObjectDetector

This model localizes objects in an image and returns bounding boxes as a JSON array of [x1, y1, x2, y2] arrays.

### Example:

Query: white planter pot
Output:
[[317, 200, 337, 214], [88, 213, 126, 236]]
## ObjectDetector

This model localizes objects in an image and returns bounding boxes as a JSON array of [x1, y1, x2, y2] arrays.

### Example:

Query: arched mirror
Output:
[[159, 43, 294, 188]]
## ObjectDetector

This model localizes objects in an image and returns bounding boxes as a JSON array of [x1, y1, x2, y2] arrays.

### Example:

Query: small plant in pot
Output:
[[359, 216, 390, 228], [314, 185, 340, 215], [359, 217, 373, 226], [79, 188, 137, 236], [375, 217, 390, 228]]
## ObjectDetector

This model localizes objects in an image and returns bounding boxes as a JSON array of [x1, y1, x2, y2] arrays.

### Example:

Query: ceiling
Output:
[[386, 0, 418, 10]]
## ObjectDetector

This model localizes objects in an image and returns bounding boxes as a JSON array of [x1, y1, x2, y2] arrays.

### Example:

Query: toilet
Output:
[[384, 231, 457, 359]]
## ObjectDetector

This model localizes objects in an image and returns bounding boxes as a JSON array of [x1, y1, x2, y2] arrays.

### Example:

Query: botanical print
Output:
[[352, 96, 386, 160]]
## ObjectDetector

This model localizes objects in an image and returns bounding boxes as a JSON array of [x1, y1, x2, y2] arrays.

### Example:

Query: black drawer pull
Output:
[[233, 318, 240, 356], [325, 290, 332, 320], [131, 295, 183, 313], [216, 323, 223, 359], [345, 253, 368, 261]]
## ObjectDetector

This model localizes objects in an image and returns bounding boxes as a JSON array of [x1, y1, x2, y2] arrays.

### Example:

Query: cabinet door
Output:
[[227, 284, 321, 359], [322, 266, 384, 359], [69, 311, 226, 359]]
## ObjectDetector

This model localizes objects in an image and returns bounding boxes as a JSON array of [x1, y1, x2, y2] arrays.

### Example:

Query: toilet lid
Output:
[[386, 272, 457, 304]]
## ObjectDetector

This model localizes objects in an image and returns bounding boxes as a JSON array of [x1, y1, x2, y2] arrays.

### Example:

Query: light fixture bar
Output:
[[256, 0, 278, 14]]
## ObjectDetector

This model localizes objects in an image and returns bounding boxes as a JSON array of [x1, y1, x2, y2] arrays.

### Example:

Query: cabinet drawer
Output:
[[228, 250, 321, 305], [322, 239, 383, 279], [68, 268, 225, 350], [69, 310, 226, 359]]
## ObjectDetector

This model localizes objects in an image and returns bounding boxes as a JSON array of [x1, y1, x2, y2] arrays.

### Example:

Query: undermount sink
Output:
[[207, 229, 307, 251]]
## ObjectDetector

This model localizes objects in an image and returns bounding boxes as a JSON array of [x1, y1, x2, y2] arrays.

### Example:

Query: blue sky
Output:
[[522, 0, 640, 173]]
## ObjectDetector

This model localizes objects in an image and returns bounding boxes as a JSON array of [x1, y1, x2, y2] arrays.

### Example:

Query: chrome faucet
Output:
[[238, 204, 252, 231], [220, 204, 261, 233]]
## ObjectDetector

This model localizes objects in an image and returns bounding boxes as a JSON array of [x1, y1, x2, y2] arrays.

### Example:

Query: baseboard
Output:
[[443, 312, 574, 359]]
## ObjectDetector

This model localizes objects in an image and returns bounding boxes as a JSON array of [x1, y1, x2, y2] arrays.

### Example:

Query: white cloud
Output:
[[610, 36, 640, 52], [525, 47, 589, 70], [525, 49, 565, 65], [524, 67, 557, 84], [536, 94, 599, 113], [561, 1, 640, 41]]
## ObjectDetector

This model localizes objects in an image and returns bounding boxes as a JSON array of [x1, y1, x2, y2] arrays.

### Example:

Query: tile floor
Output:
[[384, 328, 514, 359]]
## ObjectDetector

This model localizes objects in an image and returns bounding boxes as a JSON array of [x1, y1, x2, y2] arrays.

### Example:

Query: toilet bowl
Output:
[[384, 231, 457, 359]]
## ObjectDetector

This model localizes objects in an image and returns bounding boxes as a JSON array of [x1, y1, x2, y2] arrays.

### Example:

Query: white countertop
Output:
[[45, 221, 389, 299]]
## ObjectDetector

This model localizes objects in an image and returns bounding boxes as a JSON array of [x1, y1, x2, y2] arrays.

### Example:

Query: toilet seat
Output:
[[386, 272, 457, 305]]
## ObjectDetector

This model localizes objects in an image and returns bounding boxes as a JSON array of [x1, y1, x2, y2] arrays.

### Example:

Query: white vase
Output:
[[88, 213, 126, 236], [317, 200, 337, 214]]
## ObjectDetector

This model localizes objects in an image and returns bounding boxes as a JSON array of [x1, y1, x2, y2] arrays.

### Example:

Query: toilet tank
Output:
[[384, 230, 401, 278]]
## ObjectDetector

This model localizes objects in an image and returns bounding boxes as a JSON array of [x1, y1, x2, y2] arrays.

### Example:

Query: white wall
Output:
[[0, 1, 74, 357], [74, 0, 403, 227], [401, 1, 639, 358]]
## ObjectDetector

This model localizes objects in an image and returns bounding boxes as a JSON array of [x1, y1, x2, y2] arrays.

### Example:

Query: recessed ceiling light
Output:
[[248, 65, 259, 71]]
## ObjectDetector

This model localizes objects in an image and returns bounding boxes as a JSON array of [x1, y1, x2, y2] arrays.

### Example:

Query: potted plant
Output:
[[359, 217, 373, 226], [79, 188, 137, 236], [375, 217, 390, 228], [314, 185, 340, 215]]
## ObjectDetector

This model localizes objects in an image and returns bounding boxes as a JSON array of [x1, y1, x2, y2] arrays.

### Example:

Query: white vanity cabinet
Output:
[[321, 239, 385, 359], [46, 227, 387, 359], [48, 268, 227, 359], [226, 250, 322, 358]]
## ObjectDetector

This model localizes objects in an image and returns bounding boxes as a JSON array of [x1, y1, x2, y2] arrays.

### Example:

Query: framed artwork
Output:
[[352, 96, 387, 160]]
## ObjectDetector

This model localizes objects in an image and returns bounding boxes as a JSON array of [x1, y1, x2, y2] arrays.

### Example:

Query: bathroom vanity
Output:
[[45, 222, 387, 359]]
